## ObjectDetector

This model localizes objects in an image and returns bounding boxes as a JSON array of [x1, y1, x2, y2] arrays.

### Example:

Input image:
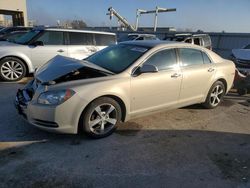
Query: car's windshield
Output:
[[86, 44, 149, 73], [0, 27, 10, 35], [14, 30, 41, 44], [244, 44, 250, 49]]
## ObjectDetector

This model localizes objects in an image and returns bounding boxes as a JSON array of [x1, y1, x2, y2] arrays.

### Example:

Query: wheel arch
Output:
[[0, 55, 34, 74], [77, 94, 127, 133], [216, 78, 228, 93]]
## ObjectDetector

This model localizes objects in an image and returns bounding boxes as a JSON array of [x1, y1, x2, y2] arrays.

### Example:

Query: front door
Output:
[[30, 31, 67, 68], [130, 48, 182, 115]]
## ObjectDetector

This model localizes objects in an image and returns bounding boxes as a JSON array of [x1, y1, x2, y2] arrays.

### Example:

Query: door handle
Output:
[[57, 49, 64, 53], [171, 73, 181, 78], [208, 68, 215, 72]]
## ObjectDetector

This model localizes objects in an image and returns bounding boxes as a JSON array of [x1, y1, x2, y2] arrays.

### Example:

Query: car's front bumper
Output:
[[15, 89, 87, 134]]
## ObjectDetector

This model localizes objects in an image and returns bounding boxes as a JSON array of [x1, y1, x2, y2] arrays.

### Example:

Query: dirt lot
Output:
[[0, 82, 250, 188]]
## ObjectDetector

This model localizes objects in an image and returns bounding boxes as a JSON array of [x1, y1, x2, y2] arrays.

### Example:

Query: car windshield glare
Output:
[[14, 30, 40, 44], [86, 44, 149, 73]]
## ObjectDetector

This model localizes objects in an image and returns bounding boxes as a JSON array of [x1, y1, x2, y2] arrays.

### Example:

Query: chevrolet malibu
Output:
[[15, 41, 235, 138]]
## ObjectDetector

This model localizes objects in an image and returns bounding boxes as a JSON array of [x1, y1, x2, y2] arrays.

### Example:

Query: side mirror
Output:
[[133, 64, 158, 76], [31, 41, 44, 46]]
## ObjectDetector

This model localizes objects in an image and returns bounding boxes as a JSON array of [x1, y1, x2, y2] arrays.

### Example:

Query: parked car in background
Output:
[[15, 41, 235, 138], [118, 33, 159, 42], [164, 33, 212, 50], [231, 44, 250, 75], [0, 31, 29, 42], [0, 28, 116, 81], [0, 26, 32, 38]]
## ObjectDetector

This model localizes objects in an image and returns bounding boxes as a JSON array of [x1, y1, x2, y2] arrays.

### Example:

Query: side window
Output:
[[184, 38, 192, 43], [193, 38, 201, 45], [36, 31, 64, 45], [144, 49, 177, 71], [202, 52, 212, 64], [94, 34, 116, 46], [136, 37, 144, 40], [179, 48, 204, 66], [68, 32, 93, 45]]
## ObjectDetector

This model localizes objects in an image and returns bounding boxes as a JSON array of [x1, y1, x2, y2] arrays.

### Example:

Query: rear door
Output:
[[131, 48, 182, 114], [178, 48, 216, 105], [30, 31, 67, 68], [67, 32, 96, 59]]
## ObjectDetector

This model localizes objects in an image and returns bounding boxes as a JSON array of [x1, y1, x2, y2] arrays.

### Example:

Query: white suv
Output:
[[0, 28, 116, 81]]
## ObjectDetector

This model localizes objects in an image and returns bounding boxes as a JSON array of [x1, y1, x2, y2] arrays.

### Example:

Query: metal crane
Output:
[[107, 7, 136, 31], [107, 6, 176, 32]]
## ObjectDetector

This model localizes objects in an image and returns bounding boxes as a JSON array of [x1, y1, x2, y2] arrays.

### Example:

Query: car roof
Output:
[[128, 33, 156, 37], [121, 40, 196, 48], [34, 27, 116, 35]]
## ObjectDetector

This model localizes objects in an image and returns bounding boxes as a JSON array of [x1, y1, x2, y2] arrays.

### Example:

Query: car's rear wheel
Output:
[[0, 57, 26, 82], [203, 81, 225, 109], [81, 97, 122, 138]]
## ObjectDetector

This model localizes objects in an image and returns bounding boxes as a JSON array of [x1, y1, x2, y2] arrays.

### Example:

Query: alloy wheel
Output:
[[210, 85, 224, 107], [88, 103, 117, 135], [0, 61, 24, 81]]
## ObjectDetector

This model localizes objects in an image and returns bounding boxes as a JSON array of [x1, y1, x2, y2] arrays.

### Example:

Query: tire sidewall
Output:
[[0, 57, 26, 82], [204, 81, 225, 109], [81, 97, 122, 138]]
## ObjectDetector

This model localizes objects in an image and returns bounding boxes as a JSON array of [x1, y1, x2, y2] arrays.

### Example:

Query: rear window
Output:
[[68, 32, 94, 45], [94, 34, 116, 46]]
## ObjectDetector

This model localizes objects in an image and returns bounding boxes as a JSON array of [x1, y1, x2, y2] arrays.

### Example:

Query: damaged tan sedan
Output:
[[15, 41, 235, 138]]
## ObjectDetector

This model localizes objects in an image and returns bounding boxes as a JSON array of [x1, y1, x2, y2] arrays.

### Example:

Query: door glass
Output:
[[193, 38, 200, 45], [94, 34, 116, 46], [202, 52, 212, 64], [179, 48, 204, 66], [68, 32, 93, 45], [36, 31, 63, 45], [184, 38, 192, 43], [144, 49, 177, 71]]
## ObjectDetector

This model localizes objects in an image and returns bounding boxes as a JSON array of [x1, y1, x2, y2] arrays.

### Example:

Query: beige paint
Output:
[[0, 0, 28, 26], [21, 42, 236, 134]]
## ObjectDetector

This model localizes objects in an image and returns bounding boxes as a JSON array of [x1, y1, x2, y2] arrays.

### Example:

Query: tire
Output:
[[80, 97, 122, 139], [0, 57, 26, 82], [203, 81, 226, 109], [237, 88, 247, 96]]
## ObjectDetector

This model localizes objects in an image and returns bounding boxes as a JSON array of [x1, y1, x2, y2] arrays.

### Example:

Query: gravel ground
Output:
[[0, 82, 250, 188]]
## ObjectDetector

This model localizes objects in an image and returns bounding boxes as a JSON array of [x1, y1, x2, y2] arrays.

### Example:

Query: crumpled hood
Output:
[[35, 55, 111, 83], [232, 49, 250, 61]]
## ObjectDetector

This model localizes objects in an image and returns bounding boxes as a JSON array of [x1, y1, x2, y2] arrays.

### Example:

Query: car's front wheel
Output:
[[203, 81, 225, 109], [0, 57, 26, 82], [81, 97, 122, 138]]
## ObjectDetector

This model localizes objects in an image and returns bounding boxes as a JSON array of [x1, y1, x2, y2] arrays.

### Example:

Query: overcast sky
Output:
[[27, 0, 250, 32]]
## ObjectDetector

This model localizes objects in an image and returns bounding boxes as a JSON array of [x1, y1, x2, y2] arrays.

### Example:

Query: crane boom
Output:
[[107, 7, 136, 31]]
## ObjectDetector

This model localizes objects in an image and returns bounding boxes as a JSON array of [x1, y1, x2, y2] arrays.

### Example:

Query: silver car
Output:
[[0, 28, 116, 81], [15, 41, 235, 138]]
